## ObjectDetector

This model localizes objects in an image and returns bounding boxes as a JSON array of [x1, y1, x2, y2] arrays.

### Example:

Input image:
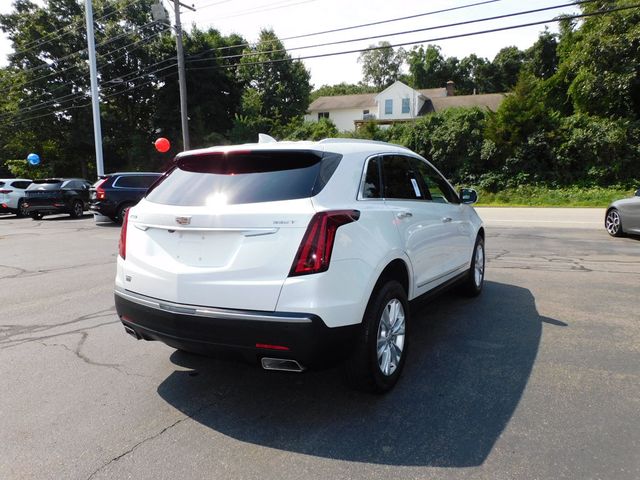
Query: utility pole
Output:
[[172, 1, 195, 151], [84, 0, 104, 177]]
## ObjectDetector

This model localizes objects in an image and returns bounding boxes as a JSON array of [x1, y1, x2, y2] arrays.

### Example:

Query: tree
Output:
[[491, 46, 526, 91], [310, 83, 377, 102], [358, 42, 405, 89], [235, 29, 311, 140], [406, 45, 450, 89], [559, 0, 640, 120], [524, 29, 559, 80]]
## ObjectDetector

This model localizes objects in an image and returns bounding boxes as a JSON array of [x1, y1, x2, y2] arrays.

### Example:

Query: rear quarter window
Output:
[[27, 181, 62, 190], [114, 175, 160, 189], [146, 150, 341, 206]]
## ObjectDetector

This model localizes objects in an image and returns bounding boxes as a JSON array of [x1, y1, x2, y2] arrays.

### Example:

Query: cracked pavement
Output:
[[0, 209, 638, 480]]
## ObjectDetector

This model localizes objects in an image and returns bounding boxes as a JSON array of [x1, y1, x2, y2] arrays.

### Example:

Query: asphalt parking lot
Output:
[[1, 208, 638, 480]]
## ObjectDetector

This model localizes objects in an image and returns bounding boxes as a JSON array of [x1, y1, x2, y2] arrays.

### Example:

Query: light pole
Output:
[[84, 0, 104, 177], [172, 0, 195, 151]]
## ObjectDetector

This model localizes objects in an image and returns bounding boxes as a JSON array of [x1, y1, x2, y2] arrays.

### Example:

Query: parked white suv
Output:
[[0, 178, 32, 217], [115, 139, 484, 392]]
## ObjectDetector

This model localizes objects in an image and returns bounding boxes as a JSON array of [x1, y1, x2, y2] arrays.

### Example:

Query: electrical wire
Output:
[[186, 0, 594, 64], [4, 2, 637, 125], [0, 29, 170, 96], [10, 0, 149, 56], [186, 3, 640, 72]]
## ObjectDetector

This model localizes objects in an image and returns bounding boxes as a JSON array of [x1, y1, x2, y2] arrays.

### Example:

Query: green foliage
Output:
[[387, 108, 487, 183], [310, 83, 377, 102], [475, 185, 636, 207], [5, 159, 53, 179], [278, 117, 338, 141], [358, 42, 405, 89], [237, 29, 311, 131]]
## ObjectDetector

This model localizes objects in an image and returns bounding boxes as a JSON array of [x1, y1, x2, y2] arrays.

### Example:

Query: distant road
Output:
[[476, 207, 605, 229]]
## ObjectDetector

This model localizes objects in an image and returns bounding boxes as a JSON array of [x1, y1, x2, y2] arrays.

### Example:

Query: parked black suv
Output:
[[24, 178, 91, 220], [90, 172, 161, 223]]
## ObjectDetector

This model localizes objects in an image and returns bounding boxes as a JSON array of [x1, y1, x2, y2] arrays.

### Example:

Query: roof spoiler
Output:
[[258, 133, 277, 144]]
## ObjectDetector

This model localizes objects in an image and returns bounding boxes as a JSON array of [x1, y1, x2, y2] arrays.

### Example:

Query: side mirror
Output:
[[460, 188, 478, 205]]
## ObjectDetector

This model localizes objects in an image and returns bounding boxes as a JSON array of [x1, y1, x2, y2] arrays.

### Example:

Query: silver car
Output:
[[605, 189, 640, 237], [0, 178, 32, 217]]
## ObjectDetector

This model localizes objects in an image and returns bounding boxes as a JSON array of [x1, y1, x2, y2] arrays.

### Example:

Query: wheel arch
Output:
[[372, 258, 411, 298]]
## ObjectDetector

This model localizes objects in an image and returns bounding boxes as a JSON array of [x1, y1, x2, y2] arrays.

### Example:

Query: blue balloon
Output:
[[27, 153, 40, 166]]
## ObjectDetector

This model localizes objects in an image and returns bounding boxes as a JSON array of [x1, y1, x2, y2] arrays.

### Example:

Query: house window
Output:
[[318, 112, 329, 119], [402, 98, 410, 114], [384, 99, 393, 115], [363, 109, 369, 115]]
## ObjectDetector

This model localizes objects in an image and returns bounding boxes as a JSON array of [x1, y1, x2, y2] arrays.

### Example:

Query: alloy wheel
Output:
[[605, 209, 621, 236], [376, 298, 406, 376]]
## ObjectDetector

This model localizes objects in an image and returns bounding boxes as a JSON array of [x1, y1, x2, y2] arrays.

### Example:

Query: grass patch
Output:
[[475, 185, 636, 207]]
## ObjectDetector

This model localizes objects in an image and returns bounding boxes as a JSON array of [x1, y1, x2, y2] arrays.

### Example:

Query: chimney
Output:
[[446, 80, 455, 97]]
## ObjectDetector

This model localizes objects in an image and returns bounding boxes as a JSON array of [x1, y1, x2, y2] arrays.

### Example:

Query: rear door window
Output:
[[146, 150, 341, 206], [27, 180, 63, 190], [381, 155, 424, 200]]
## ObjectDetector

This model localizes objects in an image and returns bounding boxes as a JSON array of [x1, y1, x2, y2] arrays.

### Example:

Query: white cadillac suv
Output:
[[115, 138, 484, 392]]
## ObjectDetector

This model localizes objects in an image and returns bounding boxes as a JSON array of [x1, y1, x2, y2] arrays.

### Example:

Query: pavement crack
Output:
[[85, 400, 219, 480], [38, 332, 150, 379]]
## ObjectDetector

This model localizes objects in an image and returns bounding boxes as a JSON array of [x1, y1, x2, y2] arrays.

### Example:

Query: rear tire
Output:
[[16, 199, 27, 218], [116, 203, 132, 224], [70, 200, 84, 218], [345, 280, 409, 393], [460, 235, 485, 297]]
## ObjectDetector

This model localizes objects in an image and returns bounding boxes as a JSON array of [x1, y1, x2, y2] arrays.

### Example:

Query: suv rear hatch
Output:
[[121, 149, 341, 311], [25, 179, 65, 206]]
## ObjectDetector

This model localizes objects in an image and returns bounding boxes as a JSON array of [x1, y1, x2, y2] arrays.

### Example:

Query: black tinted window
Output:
[[146, 150, 341, 206], [12, 181, 31, 189], [114, 175, 160, 189], [27, 180, 62, 191], [411, 158, 457, 203], [362, 156, 382, 199], [382, 156, 423, 200]]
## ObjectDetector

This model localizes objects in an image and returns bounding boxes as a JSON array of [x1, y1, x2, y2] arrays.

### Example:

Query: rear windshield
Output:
[[146, 150, 341, 206], [27, 180, 63, 191]]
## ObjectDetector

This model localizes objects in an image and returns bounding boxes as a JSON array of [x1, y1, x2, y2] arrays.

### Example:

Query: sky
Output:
[[0, 0, 581, 89]]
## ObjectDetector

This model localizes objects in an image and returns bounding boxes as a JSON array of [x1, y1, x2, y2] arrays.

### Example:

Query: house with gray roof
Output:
[[305, 80, 505, 132]]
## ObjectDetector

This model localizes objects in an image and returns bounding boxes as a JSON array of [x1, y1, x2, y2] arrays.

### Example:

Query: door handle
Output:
[[396, 211, 413, 219], [441, 217, 452, 223]]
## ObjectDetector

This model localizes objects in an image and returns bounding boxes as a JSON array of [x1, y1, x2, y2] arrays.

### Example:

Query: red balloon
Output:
[[154, 137, 171, 153]]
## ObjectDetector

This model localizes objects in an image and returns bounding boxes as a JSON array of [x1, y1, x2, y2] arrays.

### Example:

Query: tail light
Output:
[[95, 178, 108, 200], [289, 210, 360, 276], [119, 208, 129, 259], [0, 189, 13, 194]]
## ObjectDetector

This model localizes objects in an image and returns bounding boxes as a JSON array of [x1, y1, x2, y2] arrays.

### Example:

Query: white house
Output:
[[305, 80, 504, 132]]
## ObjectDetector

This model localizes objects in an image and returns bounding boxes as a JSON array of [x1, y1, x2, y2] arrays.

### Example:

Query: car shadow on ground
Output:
[[156, 280, 555, 467]]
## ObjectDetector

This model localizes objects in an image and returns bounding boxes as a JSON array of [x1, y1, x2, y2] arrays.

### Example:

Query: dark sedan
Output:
[[23, 178, 91, 220], [605, 188, 640, 236]]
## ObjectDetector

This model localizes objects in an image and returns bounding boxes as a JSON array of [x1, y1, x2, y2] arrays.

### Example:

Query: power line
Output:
[[0, 29, 170, 96], [192, 0, 502, 55], [187, 0, 592, 65], [186, 3, 640, 72], [11, 0, 149, 56], [0, 61, 178, 121]]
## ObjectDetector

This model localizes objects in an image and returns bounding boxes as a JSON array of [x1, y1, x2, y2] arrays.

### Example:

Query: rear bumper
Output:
[[24, 203, 69, 215], [114, 287, 358, 369], [89, 200, 117, 218]]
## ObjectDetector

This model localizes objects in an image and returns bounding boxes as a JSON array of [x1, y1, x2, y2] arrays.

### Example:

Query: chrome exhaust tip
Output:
[[123, 325, 140, 339], [261, 357, 305, 373]]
